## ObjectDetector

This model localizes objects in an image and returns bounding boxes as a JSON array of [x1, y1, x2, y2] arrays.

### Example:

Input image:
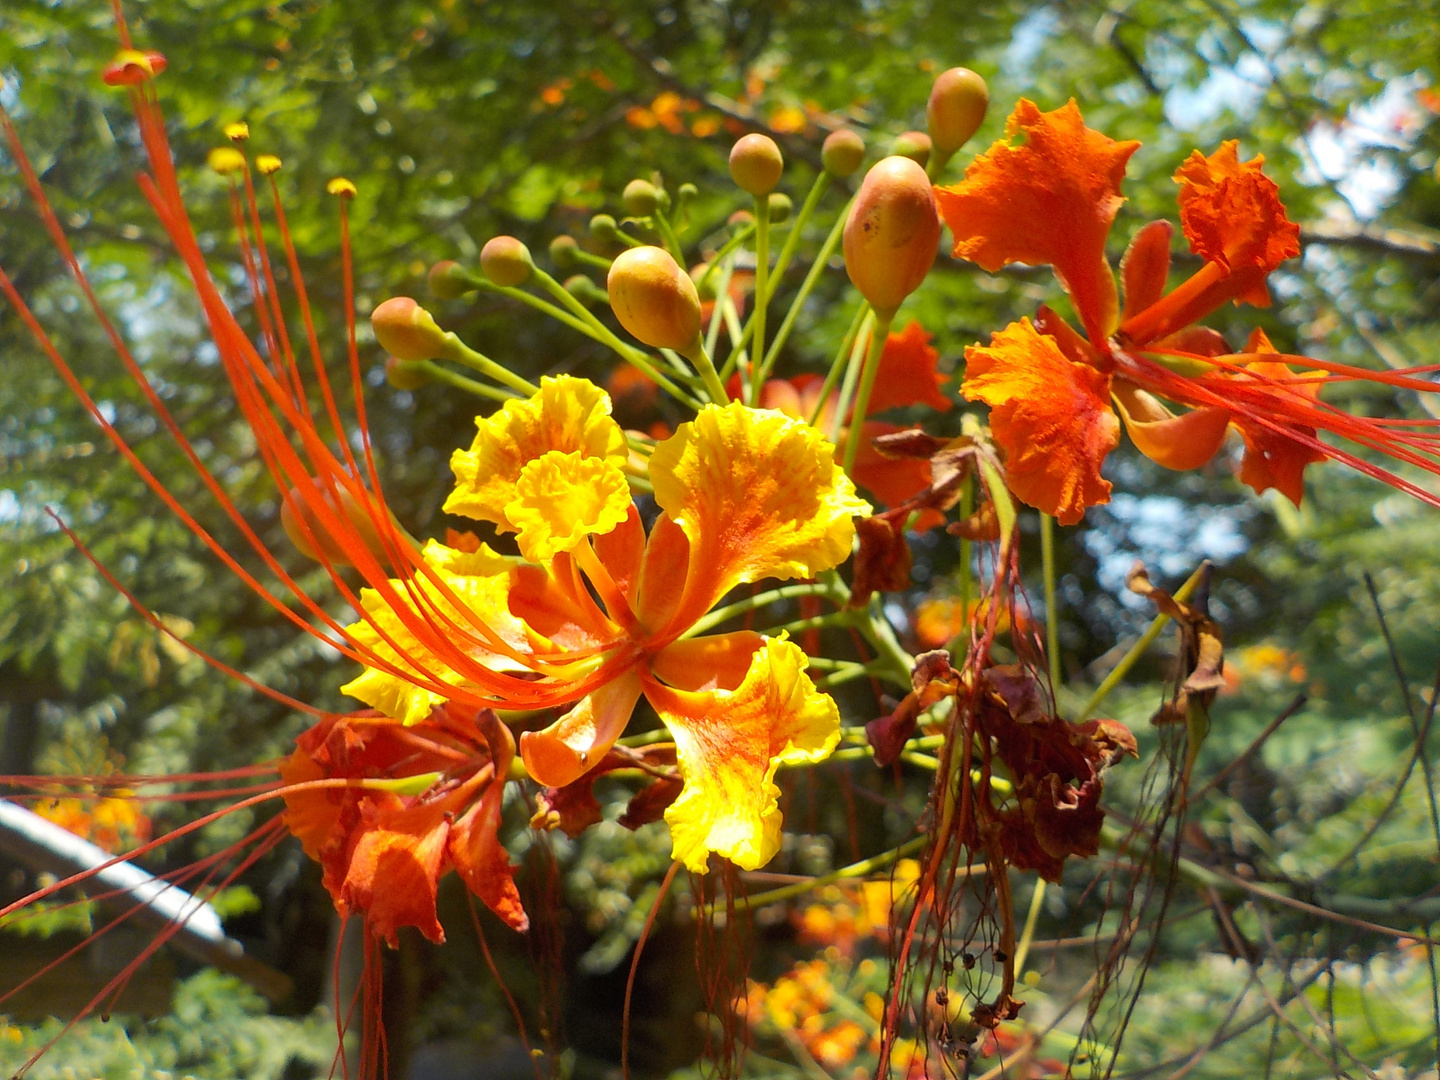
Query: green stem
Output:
[[1013, 878, 1047, 977], [760, 195, 851, 384], [698, 835, 929, 917], [1041, 512, 1062, 692], [767, 172, 833, 297], [704, 257, 736, 359], [696, 223, 756, 294], [685, 582, 844, 637], [809, 302, 869, 428], [1076, 562, 1207, 721], [571, 247, 613, 271], [829, 308, 875, 444], [652, 207, 685, 264], [748, 193, 772, 403], [842, 308, 895, 476], [439, 335, 537, 396], [680, 337, 730, 406], [412, 360, 520, 403]]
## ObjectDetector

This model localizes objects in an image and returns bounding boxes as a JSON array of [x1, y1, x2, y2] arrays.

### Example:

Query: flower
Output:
[[348, 378, 871, 872], [937, 99, 1440, 523]]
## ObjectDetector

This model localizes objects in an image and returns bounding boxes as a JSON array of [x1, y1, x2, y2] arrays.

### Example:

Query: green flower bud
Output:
[[590, 213, 621, 245], [480, 235, 533, 288], [371, 297, 448, 362], [564, 274, 609, 307], [729, 133, 784, 197], [427, 260, 473, 300], [767, 192, 793, 224], [842, 156, 941, 317], [608, 246, 702, 351], [385, 355, 429, 390], [891, 130, 932, 169], [927, 67, 988, 155], [821, 129, 866, 178], [623, 178, 660, 217], [549, 234, 579, 270]]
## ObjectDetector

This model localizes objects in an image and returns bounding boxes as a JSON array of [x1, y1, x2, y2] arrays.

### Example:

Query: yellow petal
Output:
[[504, 450, 634, 563], [444, 375, 628, 529], [340, 539, 531, 724], [647, 404, 870, 626], [643, 635, 840, 872]]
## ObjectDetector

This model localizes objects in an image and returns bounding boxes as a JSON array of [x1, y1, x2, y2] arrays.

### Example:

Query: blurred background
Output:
[[2, 0, 1439, 1076]]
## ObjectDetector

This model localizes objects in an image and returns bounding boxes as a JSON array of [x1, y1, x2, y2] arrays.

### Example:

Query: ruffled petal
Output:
[[342, 798, 453, 945], [444, 375, 628, 528], [340, 539, 531, 725], [643, 635, 840, 872], [962, 319, 1119, 525], [863, 321, 952, 417], [519, 667, 644, 788], [505, 450, 633, 562], [648, 403, 871, 625], [1173, 141, 1300, 275], [1229, 330, 1326, 505], [936, 100, 1140, 343]]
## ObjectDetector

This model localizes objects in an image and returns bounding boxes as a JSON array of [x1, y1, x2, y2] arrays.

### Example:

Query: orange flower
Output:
[[938, 99, 1440, 521]]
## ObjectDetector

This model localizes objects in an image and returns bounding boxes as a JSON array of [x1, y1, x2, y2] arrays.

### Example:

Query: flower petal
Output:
[[648, 403, 871, 629], [1174, 141, 1300, 276], [962, 319, 1119, 525], [343, 798, 452, 945], [444, 375, 628, 529], [519, 667, 644, 788], [863, 321, 952, 416], [448, 710, 529, 932], [1229, 330, 1326, 505], [643, 635, 840, 872], [1112, 379, 1231, 471], [936, 100, 1139, 343], [505, 449, 633, 562]]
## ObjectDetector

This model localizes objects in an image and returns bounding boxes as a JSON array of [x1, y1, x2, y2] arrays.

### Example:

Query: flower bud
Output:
[[590, 213, 621, 245], [281, 478, 395, 568], [891, 131, 932, 169], [385, 356, 430, 390], [926, 67, 988, 155], [564, 274, 609, 307], [729, 133, 784, 197], [371, 297, 448, 362], [843, 157, 941, 316], [549, 235, 579, 270], [727, 209, 754, 229], [767, 192, 793, 225], [427, 260, 473, 300], [822, 129, 866, 178], [623, 179, 660, 217], [480, 236, 533, 288], [608, 246, 702, 351]]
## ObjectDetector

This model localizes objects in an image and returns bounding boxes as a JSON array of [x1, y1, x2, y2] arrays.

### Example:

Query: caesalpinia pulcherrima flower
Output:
[[935, 99, 1440, 523]]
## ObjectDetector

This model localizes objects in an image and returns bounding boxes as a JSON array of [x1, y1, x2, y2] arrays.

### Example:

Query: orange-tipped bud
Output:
[[427, 260, 473, 300], [480, 236, 534, 287], [728, 209, 755, 229], [385, 356, 430, 390], [371, 297, 448, 362], [767, 192, 793, 224], [891, 131, 932, 168], [549, 235, 580, 269], [926, 67, 988, 155], [608, 246, 702, 351], [822, 129, 866, 178], [102, 49, 167, 86], [280, 478, 396, 568], [623, 179, 660, 216], [729, 133, 784, 196], [843, 157, 941, 316]]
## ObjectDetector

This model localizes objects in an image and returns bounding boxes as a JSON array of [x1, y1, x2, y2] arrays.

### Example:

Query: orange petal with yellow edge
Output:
[[649, 630, 766, 692], [1173, 141, 1300, 275], [648, 404, 871, 631], [936, 100, 1139, 344], [864, 320, 952, 416], [642, 635, 839, 872], [519, 667, 643, 788], [962, 319, 1119, 525], [635, 512, 691, 637], [1112, 380, 1231, 471]]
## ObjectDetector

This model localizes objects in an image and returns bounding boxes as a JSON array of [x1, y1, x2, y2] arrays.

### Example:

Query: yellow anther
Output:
[[256, 154, 282, 175], [223, 121, 250, 142], [207, 147, 247, 176], [327, 177, 358, 198]]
